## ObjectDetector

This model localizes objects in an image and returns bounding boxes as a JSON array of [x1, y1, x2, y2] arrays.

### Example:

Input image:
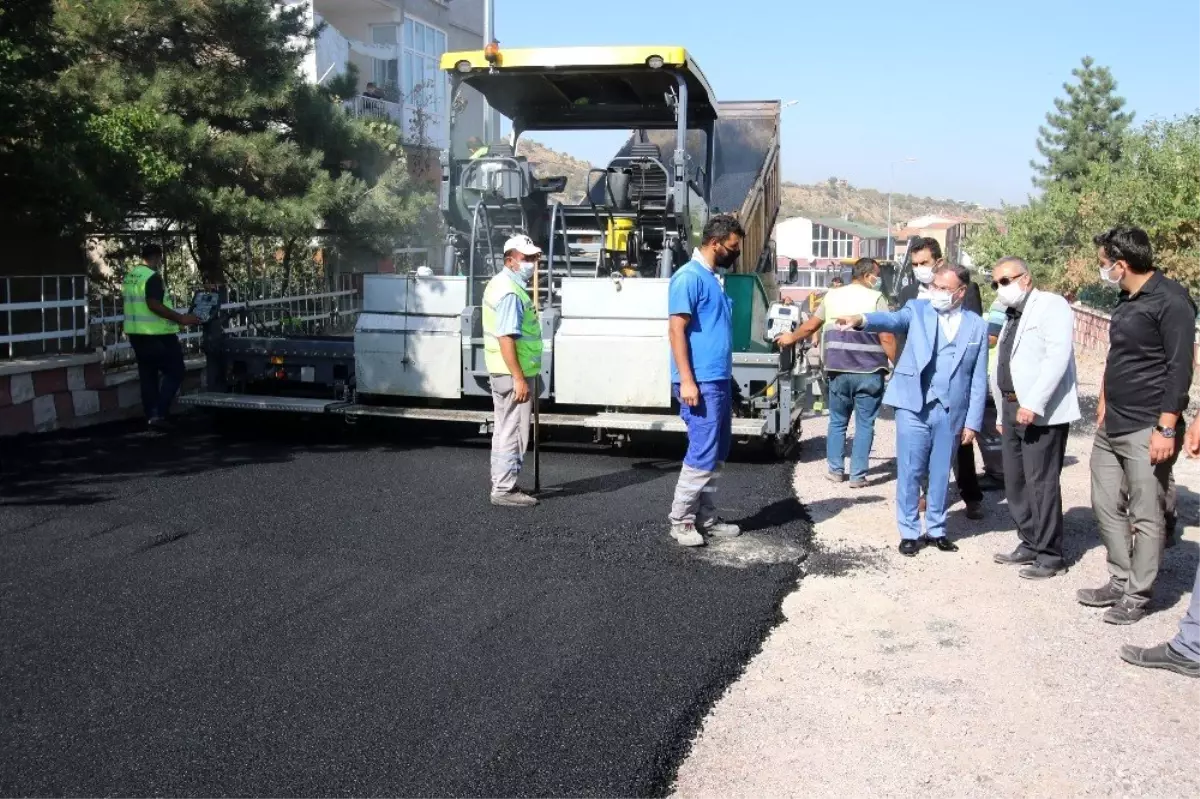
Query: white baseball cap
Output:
[[503, 234, 542, 257]]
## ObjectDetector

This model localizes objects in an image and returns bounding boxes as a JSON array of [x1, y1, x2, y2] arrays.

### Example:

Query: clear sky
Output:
[[490, 0, 1199, 207]]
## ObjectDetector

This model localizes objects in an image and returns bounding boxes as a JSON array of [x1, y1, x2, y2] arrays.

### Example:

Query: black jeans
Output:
[[128, 334, 185, 420], [953, 395, 1003, 502]]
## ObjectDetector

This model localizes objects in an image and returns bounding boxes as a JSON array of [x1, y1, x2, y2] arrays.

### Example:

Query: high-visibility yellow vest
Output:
[[820, 283, 889, 373], [481, 271, 543, 377], [122, 265, 180, 335]]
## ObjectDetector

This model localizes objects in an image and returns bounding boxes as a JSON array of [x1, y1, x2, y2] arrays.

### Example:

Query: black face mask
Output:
[[715, 246, 740, 268]]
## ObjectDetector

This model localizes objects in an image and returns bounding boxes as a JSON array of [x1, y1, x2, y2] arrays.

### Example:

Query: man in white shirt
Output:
[[988, 257, 1080, 579]]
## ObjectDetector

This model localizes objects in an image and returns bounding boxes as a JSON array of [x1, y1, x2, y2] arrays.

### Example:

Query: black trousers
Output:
[[128, 334, 185, 420], [1000, 396, 1070, 568], [952, 395, 1001, 503]]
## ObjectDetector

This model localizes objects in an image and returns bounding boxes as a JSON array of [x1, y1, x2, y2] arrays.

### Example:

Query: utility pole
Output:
[[886, 157, 916, 261]]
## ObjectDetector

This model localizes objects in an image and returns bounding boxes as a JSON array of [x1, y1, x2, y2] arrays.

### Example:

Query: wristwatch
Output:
[[1154, 425, 1177, 438]]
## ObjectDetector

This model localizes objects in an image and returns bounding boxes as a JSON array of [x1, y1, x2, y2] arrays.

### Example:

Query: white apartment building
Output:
[[287, 0, 486, 153]]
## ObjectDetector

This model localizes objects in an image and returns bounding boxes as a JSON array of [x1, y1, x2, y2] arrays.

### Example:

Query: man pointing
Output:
[[836, 264, 989, 556]]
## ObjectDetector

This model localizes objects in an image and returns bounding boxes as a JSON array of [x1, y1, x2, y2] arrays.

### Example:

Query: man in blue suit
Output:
[[835, 264, 990, 556]]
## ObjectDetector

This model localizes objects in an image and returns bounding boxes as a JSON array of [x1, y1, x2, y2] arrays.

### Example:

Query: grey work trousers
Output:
[[669, 463, 724, 525], [1090, 424, 1182, 604], [1119, 468, 1178, 542], [1172, 560, 1200, 663], [489, 374, 539, 495]]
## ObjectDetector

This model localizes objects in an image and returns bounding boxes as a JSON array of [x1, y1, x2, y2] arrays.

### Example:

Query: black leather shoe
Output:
[[924, 536, 959, 552], [1019, 563, 1067, 580], [899, 539, 922, 557], [994, 547, 1036, 565], [977, 474, 1005, 492]]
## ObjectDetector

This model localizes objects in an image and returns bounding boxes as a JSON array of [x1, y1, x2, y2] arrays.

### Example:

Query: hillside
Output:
[[519, 139, 1001, 228], [780, 180, 1002, 229], [519, 139, 595, 204]]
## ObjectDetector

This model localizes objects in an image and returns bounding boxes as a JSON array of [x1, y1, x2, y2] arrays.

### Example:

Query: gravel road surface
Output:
[[672, 356, 1200, 797], [1, 417, 810, 797]]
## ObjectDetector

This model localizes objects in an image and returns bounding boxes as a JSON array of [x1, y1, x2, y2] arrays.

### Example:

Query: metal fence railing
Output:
[[0, 275, 90, 359], [343, 95, 404, 124], [91, 273, 362, 366]]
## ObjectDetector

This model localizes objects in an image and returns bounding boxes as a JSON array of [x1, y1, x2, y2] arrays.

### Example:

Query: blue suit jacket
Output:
[[863, 299, 989, 433]]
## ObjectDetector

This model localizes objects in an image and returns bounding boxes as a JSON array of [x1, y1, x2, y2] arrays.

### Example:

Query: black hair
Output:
[[141, 243, 164, 260], [701, 214, 745, 246], [852, 258, 879, 280], [1093, 226, 1154, 273], [910, 236, 942, 261]]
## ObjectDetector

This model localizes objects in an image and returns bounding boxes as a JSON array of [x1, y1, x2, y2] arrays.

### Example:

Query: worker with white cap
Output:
[[481, 234, 545, 507]]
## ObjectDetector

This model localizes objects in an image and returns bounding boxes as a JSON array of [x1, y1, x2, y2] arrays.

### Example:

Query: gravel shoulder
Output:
[[672, 355, 1200, 798]]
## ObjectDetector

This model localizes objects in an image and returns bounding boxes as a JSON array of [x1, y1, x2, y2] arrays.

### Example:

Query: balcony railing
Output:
[[343, 95, 403, 125]]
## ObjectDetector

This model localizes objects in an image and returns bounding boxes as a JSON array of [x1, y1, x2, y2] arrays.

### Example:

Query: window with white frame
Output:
[[403, 16, 448, 143], [810, 223, 854, 259], [370, 24, 399, 94]]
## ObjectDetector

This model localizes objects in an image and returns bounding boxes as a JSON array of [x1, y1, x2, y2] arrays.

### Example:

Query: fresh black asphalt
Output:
[[1, 415, 813, 797]]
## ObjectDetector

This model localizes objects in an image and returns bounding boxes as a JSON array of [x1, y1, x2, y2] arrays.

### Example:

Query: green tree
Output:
[[970, 113, 1199, 303], [4, 0, 434, 281], [0, 0, 100, 233], [1031, 56, 1134, 192]]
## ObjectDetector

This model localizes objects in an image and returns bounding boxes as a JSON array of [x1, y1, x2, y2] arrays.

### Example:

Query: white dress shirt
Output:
[[938, 306, 963, 343]]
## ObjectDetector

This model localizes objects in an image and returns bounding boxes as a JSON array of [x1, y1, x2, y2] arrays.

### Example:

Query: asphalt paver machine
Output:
[[183, 45, 808, 456]]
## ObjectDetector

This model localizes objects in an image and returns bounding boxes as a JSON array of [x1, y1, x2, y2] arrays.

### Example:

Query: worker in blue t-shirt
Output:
[[665, 215, 745, 547]]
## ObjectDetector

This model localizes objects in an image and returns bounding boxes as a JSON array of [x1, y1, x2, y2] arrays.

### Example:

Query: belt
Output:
[[1001, 391, 1018, 402]]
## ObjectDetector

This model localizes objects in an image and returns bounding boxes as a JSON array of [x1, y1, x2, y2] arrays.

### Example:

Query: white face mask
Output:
[[1099, 264, 1123, 286], [928, 290, 955, 313], [996, 280, 1028, 308], [517, 261, 536, 283], [914, 266, 935, 284]]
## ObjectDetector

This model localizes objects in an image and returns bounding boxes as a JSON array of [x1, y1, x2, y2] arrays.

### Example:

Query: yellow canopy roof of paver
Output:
[[440, 45, 720, 130]]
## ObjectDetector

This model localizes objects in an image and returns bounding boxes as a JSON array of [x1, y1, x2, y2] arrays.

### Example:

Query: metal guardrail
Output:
[[91, 274, 362, 366], [0, 275, 90, 359]]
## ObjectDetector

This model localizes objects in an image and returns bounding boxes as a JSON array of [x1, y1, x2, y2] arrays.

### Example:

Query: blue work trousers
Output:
[[674, 380, 733, 472], [826, 371, 885, 481]]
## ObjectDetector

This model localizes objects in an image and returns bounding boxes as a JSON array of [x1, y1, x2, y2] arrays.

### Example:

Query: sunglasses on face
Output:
[[991, 272, 1026, 290]]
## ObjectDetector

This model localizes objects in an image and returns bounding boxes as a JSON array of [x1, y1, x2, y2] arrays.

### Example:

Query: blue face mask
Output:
[[517, 261, 535, 283]]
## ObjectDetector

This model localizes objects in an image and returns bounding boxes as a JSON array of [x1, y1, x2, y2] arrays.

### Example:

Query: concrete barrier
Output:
[[0, 353, 204, 436]]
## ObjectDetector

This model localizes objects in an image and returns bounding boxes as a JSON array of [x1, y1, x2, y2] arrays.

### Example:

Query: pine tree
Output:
[[7, 0, 433, 280], [1031, 56, 1134, 191]]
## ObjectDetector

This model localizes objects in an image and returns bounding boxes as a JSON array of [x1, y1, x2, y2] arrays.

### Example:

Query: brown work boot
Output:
[[1077, 577, 1125, 608]]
